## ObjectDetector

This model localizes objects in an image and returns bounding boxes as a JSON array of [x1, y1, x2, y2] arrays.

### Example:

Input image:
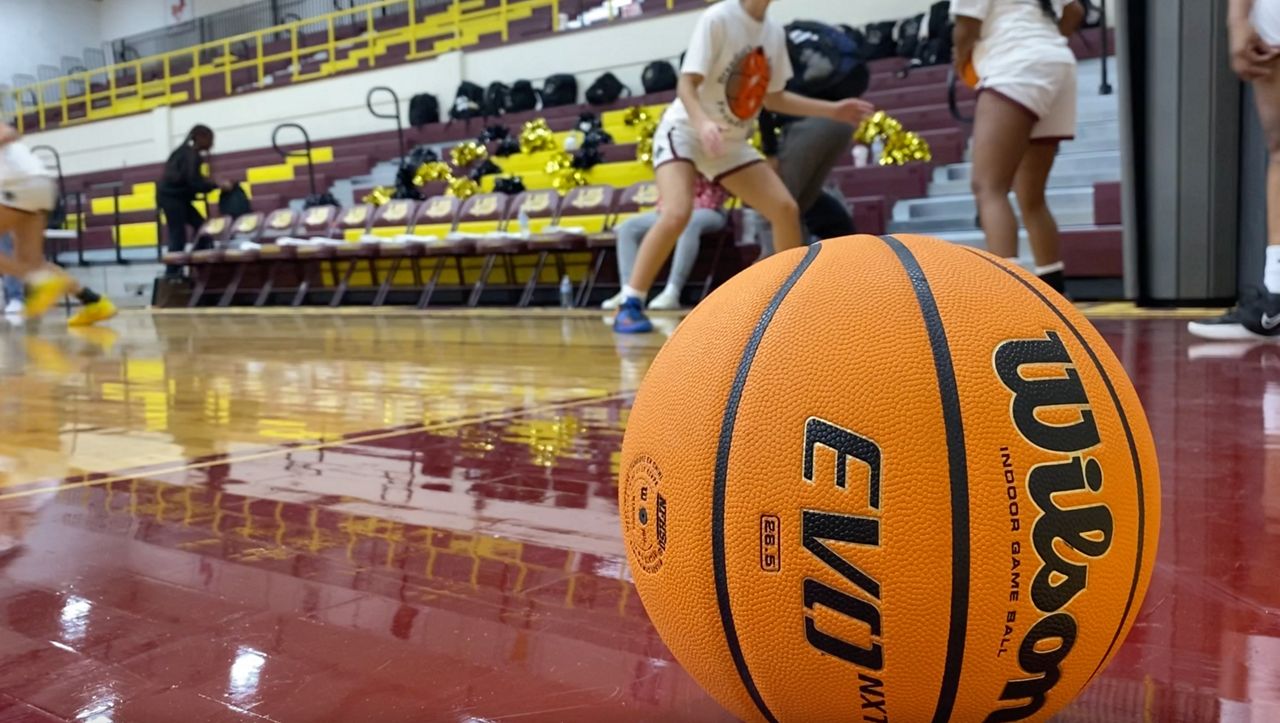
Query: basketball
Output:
[[619, 235, 1161, 722]]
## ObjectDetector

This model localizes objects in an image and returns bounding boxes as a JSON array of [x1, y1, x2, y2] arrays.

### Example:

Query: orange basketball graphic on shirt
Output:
[[726, 47, 771, 120]]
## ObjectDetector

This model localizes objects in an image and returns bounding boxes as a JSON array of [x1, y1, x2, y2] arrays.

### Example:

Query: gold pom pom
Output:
[[363, 186, 393, 207], [447, 177, 481, 200], [854, 111, 932, 166], [520, 119, 557, 154], [413, 162, 453, 186], [450, 141, 488, 169], [623, 106, 651, 127], [544, 151, 573, 175], [636, 137, 654, 164], [552, 169, 588, 195]]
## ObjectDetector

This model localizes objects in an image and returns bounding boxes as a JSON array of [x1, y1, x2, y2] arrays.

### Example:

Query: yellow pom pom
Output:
[[363, 186, 393, 207], [624, 106, 651, 127], [552, 169, 589, 195], [447, 177, 481, 200], [854, 111, 932, 167], [520, 119, 557, 154], [413, 162, 453, 186], [544, 151, 573, 175], [450, 141, 488, 169]]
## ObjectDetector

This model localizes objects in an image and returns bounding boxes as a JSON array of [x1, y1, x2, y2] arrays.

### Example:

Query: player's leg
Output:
[[606, 212, 658, 310], [650, 208, 727, 310], [614, 161, 697, 334], [1189, 60, 1280, 340], [970, 90, 1036, 260], [1013, 142, 1064, 291], [718, 162, 802, 252]]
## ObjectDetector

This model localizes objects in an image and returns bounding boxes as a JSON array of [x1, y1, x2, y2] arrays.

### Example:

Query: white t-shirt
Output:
[[0, 142, 53, 182], [1254, 0, 1280, 45], [952, 0, 1076, 69], [665, 0, 793, 142]]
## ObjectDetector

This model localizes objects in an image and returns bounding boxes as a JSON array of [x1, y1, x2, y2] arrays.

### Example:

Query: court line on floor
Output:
[[0, 391, 633, 503]]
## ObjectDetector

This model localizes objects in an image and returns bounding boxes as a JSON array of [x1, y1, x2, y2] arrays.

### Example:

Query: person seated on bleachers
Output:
[[602, 175, 728, 312], [0, 122, 116, 326], [158, 124, 228, 277]]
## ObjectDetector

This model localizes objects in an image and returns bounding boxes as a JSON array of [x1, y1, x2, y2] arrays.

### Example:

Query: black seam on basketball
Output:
[[962, 248, 1148, 685], [712, 242, 821, 723], [882, 236, 971, 723]]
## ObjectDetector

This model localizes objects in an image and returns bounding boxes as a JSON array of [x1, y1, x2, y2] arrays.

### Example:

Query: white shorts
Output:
[[0, 174, 56, 214], [980, 60, 1078, 142], [652, 117, 763, 183]]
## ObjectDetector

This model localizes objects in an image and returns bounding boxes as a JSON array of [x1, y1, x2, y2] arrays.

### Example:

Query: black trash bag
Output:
[[572, 146, 603, 170], [494, 136, 522, 157], [479, 124, 510, 143], [468, 159, 503, 181], [407, 145, 439, 166], [493, 176, 526, 195], [394, 165, 424, 200], [582, 127, 614, 148], [577, 112, 601, 133]]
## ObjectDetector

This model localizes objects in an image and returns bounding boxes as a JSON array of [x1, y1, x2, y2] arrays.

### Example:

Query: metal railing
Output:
[[6, 0, 566, 133]]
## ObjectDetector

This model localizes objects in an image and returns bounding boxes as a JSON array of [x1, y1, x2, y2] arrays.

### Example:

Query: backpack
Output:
[[407, 145, 439, 166], [451, 81, 485, 120], [785, 20, 870, 101], [642, 60, 678, 94], [219, 183, 253, 219], [863, 20, 898, 59], [902, 3, 954, 74], [408, 93, 439, 127], [507, 80, 539, 113], [541, 74, 578, 108], [896, 14, 926, 58], [484, 82, 510, 116], [586, 72, 628, 106]]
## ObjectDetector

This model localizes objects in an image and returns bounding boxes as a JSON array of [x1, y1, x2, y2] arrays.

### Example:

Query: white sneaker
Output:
[[647, 288, 683, 311], [3, 300, 23, 316], [601, 291, 627, 311]]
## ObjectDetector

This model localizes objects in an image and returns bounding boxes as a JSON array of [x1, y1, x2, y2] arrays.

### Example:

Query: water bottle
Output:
[[559, 276, 574, 308], [518, 206, 531, 238]]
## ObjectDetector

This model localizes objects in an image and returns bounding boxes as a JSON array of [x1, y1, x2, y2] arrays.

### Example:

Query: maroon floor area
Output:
[[0, 318, 1276, 721]]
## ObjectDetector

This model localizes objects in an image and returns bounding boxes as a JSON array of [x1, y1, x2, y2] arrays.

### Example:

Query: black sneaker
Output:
[[1187, 286, 1280, 341]]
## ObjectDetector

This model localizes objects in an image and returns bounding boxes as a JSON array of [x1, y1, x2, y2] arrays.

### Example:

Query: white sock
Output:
[[622, 285, 646, 302], [1035, 261, 1065, 276], [1265, 245, 1280, 294]]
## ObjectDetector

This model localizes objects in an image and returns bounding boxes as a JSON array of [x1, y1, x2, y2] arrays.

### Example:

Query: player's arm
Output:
[[951, 0, 987, 80], [1059, 1, 1085, 36], [763, 91, 874, 126], [0, 122, 18, 148], [1229, 0, 1280, 79], [678, 72, 713, 130]]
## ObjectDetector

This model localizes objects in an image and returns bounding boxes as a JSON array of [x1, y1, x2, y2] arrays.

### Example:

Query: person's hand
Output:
[[1230, 20, 1280, 80], [698, 119, 725, 158], [831, 99, 875, 125], [0, 124, 18, 147]]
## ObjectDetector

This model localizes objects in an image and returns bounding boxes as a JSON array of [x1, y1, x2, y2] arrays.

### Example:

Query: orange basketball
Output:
[[619, 235, 1160, 722]]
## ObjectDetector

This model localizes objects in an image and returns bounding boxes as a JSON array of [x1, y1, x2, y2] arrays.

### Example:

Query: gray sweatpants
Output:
[[777, 116, 856, 213], [615, 208, 727, 294]]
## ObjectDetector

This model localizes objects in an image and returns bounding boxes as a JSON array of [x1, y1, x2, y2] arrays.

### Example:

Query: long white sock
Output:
[[622, 284, 647, 302], [1265, 245, 1280, 294], [1035, 261, 1065, 276]]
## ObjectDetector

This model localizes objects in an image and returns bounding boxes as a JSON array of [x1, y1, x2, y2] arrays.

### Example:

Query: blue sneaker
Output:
[[613, 296, 654, 334]]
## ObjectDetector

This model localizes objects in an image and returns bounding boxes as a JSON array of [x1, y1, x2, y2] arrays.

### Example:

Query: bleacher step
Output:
[[937, 150, 1122, 184], [894, 187, 1095, 222]]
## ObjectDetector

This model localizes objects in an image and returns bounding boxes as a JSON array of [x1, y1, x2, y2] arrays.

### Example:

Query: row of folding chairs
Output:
[[163, 181, 734, 309]]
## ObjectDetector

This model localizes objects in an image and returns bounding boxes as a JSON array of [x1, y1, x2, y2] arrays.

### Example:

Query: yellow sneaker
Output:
[[23, 274, 74, 319], [68, 299, 118, 327]]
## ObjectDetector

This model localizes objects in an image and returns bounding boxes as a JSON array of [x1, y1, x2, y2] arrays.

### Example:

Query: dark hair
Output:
[[1037, 0, 1056, 19], [186, 124, 213, 145]]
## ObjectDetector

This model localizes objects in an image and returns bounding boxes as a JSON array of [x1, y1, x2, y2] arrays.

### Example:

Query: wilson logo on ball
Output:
[[990, 331, 1115, 722]]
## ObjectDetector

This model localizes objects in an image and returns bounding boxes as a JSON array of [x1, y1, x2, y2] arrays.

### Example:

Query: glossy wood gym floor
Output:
[[0, 308, 1274, 722]]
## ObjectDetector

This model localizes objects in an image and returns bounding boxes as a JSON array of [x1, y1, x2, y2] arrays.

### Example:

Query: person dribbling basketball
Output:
[[612, 0, 875, 334]]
